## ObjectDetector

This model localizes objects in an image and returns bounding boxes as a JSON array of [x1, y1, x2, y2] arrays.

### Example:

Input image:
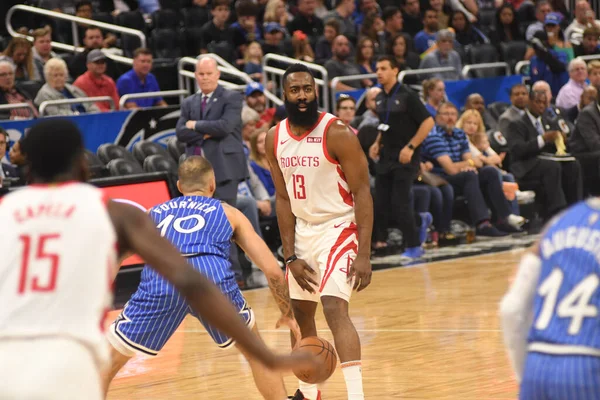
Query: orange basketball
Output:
[[292, 336, 337, 384]]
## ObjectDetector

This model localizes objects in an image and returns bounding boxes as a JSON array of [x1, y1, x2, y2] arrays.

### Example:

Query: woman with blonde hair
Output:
[[0, 37, 40, 82], [422, 78, 445, 116], [263, 0, 288, 30]]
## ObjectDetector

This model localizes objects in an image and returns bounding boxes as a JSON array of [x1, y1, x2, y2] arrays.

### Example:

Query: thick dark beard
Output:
[[284, 97, 320, 128]]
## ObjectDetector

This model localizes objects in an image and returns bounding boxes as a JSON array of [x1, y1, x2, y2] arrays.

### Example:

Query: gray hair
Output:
[[569, 57, 587, 72], [241, 105, 260, 126], [43, 57, 68, 81], [0, 59, 16, 72], [436, 29, 455, 42]]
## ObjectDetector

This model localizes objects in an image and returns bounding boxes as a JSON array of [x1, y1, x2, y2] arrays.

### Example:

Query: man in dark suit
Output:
[[570, 95, 600, 195], [507, 90, 583, 219]]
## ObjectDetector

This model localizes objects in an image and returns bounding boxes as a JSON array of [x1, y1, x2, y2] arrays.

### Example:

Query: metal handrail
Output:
[[461, 62, 511, 77], [119, 90, 188, 108], [331, 73, 377, 101], [580, 54, 600, 62], [262, 54, 329, 112], [398, 67, 457, 83], [0, 103, 37, 120], [39, 96, 115, 116], [515, 60, 530, 75], [7, 5, 147, 50]]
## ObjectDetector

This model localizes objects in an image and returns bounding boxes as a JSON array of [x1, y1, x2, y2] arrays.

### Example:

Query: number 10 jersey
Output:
[[275, 112, 355, 226]]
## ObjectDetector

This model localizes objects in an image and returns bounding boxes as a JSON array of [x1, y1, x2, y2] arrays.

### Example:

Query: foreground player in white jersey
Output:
[[0, 119, 315, 400], [266, 64, 374, 400]]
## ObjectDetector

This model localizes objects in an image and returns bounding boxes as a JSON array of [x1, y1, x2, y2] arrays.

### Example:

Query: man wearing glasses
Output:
[[0, 61, 38, 121], [419, 29, 463, 81]]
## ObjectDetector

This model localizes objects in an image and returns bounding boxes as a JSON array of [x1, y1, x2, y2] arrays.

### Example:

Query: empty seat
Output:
[[181, 6, 210, 28], [17, 80, 43, 99], [107, 158, 144, 176], [97, 143, 139, 165], [85, 149, 107, 178], [184, 27, 204, 56], [151, 29, 182, 59], [477, 9, 497, 37], [152, 9, 180, 30], [132, 141, 171, 165], [121, 35, 143, 58], [167, 137, 186, 162], [500, 41, 528, 73], [466, 44, 502, 78], [152, 60, 179, 102], [92, 12, 115, 26], [115, 11, 146, 32], [143, 154, 178, 176]]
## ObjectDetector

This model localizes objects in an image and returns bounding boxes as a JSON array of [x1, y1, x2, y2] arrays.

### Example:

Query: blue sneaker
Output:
[[419, 212, 433, 245], [400, 246, 424, 259]]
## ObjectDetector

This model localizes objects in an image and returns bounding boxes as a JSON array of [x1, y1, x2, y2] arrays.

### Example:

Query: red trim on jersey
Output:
[[286, 112, 326, 142], [336, 166, 354, 207], [274, 122, 281, 159], [319, 223, 358, 292], [322, 117, 341, 165]]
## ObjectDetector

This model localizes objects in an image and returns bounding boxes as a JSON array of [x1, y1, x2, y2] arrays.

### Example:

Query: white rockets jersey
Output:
[[275, 112, 355, 225], [0, 182, 117, 367]]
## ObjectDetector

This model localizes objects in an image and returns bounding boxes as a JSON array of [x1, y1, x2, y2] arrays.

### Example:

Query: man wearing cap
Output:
[[261, 22, 290, 57], [526, 1, 552, 41], [244, 82, 276, 128], [419, 29, 462, 81], [73, 49, 120, 112]]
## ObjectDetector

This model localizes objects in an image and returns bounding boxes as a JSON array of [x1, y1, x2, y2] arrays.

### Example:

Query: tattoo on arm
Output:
[[268, 276, 294, 319]]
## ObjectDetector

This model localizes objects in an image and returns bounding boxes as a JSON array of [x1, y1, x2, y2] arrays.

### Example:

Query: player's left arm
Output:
[[499, 243, 542, 383], [327, 120, 374, 292]]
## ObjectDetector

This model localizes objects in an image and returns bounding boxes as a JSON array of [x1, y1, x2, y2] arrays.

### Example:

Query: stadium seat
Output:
[[152, 9, 180, 30], [466, 44, 502, 78], [152, 59, 179, 101], [500, 41, 528, 73], [151, 29, 183, 59], [487, 101, 510, 120], [167, 137, 185, 162], [121, 35, 143, 58], [132, 141, 171, 165], [517, 3, 536, 33], [97, 143, 139, 165], [17, 80, 43, 100], [143, 154, 178, 176], [115, 11, 146, 32], [85, 149, 107, 178], [184, 27, 205, 56], [181, 7, 211, 28], [107, 158, 144, 176], [477, 9, 497, 37], [92, 12, 115, 26]]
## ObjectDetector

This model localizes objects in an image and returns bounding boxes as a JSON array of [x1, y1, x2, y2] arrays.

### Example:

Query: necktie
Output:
[[535, 119, 544, 136], [201, 95, 208, 118]]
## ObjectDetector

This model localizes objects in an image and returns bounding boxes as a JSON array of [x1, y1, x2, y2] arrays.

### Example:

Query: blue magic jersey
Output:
[[528, 200, 600, 349]]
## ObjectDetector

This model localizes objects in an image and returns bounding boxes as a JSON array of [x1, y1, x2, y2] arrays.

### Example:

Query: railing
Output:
[[39, 96, 115, 116], [262, 54, 329, 112], [178, 55, 283, 106], [580, 54, 600, 62], [461, 62, 511, 78], [515, 60, 530, 75], [0, 103, 37, 120], [330, 74, 376, 102], [398, 67, 457, 83], [119, 90, 189, 108]]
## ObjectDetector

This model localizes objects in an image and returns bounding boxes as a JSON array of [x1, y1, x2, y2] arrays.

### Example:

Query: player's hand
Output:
[[276, 315, 302, 349], [368, 141, 380, 161], [399, 146, 414, 164], [288, 259, 318, 294], [347, 254, 372, 292]]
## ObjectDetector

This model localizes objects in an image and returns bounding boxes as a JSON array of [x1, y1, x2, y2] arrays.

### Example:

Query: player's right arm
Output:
[[265, 126, 318, 293], [107, 200, 315, 370]]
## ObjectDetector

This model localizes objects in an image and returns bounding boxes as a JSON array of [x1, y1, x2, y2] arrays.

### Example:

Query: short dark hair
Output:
[[583, 27, 600, 39], [133, 48, 152, 58], [510, 83, 528, 96], [336, 94, 356, 110], [212, 0, 231, 8], [382, 6, 401, 22], [22, 119, 84, 181], [75, 0, 92, 11], [282, 63, 314, 87], [376, 55, 399, 70], [438, 101, 458, 113], [84, 26, 102, 37], [325, 18, 342, 34], [236, 0, 259, 17]]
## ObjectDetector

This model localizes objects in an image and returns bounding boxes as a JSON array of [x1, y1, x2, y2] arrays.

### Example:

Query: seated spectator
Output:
[[429, 0, 449, 29], [489, 4, 524, 45], [292, 30, 315, 62], [32, 28, 56, 83], [245, 82, 275, 128], [526, 1, 552, 41], [7, 135, 27, 186], [533, 80, 575, 137], [231, 0, 262, 59], [335, 95, 358, 134], [356, 37, 377, 87], [0, 38, 40, 82], [589, 60, 600, 88], [184, 0, 211, 27], [464, 93, 497, 131], [449, 10, 489, 47], [356, 86, 381, 130], [420, 102, 520, 236], [69, 27, 122, 81], [544, 12, 574, 62], [422, 78, 445, 117], [414, 9, 440, 54], [117, 48, 168, 109], [286, 0, 324, 45], [324, 35, 363, 91], [387, 34, 420, 71], [35, 58, 100, 116], [73, 50, 120, 112], [556, 58, 588, 109], [199, 0, 235, 63], [506, 90, 582, 219], [498, 83, 529, 139], [573, 27, 600, 57], [360, 12, 386, 55], [0, 128, 17, 183], [354, 0, 380, 30], [565, 85, 598, 123], [399, 1, 422, 37], [243, 42, 265, 82], [0, 61, 38, 120], [419, 29, 462, 81], [564, 0, 600, 45], [324, 0, 358, 44], [315, 19, 341, 64], [263, 0, 289, 32], [260, 22, 289, 57], [249, 130, 275, 197]]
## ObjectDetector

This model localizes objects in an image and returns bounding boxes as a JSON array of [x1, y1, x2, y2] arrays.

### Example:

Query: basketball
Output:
[[292, 336, 338, 384]]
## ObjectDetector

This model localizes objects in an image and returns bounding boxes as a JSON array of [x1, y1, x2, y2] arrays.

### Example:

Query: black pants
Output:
[[519, 159, 582, 218], [374, 166, 422, 248], [574, 151, 600, 196]]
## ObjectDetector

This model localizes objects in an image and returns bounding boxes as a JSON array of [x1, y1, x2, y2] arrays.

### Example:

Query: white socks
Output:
[[299, 381, 319, 400], [341, 361, 364, 400]]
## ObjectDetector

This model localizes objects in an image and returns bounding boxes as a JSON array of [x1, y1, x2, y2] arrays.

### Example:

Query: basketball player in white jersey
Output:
[[265, 64, 374, 400], [0, 119, 315, 400]]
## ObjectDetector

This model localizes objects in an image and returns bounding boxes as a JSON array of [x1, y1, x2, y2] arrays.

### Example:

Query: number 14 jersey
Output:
[[275, 112, 355, 225]]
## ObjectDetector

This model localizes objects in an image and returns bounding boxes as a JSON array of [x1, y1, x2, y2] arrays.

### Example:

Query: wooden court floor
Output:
[[106, 250, 524, 400]]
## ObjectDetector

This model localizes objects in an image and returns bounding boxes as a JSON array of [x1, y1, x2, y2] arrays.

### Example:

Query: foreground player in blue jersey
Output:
[[501, 198, 600, 399], [104, 156, 302, 399]]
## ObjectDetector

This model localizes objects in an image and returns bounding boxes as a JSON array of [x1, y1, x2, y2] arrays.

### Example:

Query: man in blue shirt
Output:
[[414, 9, 439, 54], [117, 48, 168, 109], [421, 102, 524, 237]]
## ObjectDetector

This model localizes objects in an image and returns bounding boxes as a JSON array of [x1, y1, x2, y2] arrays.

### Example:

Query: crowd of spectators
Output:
[[3, 0, 600, 260]]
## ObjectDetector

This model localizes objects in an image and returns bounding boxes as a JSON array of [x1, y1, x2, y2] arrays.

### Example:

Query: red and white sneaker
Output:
[[289, 389, 322, 400]]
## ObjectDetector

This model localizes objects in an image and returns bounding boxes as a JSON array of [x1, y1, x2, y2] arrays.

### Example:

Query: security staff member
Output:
[[369, 55, 435, 258]]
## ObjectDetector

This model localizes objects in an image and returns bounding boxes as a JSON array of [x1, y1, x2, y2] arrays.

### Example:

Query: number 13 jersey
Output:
[[275, 112, 355, 225]]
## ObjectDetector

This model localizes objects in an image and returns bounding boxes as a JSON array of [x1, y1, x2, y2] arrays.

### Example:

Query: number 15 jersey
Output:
[[275, 112, 355, 225]]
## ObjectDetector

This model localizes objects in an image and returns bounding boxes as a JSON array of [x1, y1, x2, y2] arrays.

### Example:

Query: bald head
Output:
[[465, 93, 485, 114], [177, 156, 216, 195], [366, 87, 382, 111], [196, 57, 220, 94], [332, 35, 351, 60]]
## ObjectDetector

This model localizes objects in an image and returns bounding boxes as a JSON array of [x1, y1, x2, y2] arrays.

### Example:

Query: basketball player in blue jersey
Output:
[[501, 198, 600, 399], [104, 156, 303, 400]]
